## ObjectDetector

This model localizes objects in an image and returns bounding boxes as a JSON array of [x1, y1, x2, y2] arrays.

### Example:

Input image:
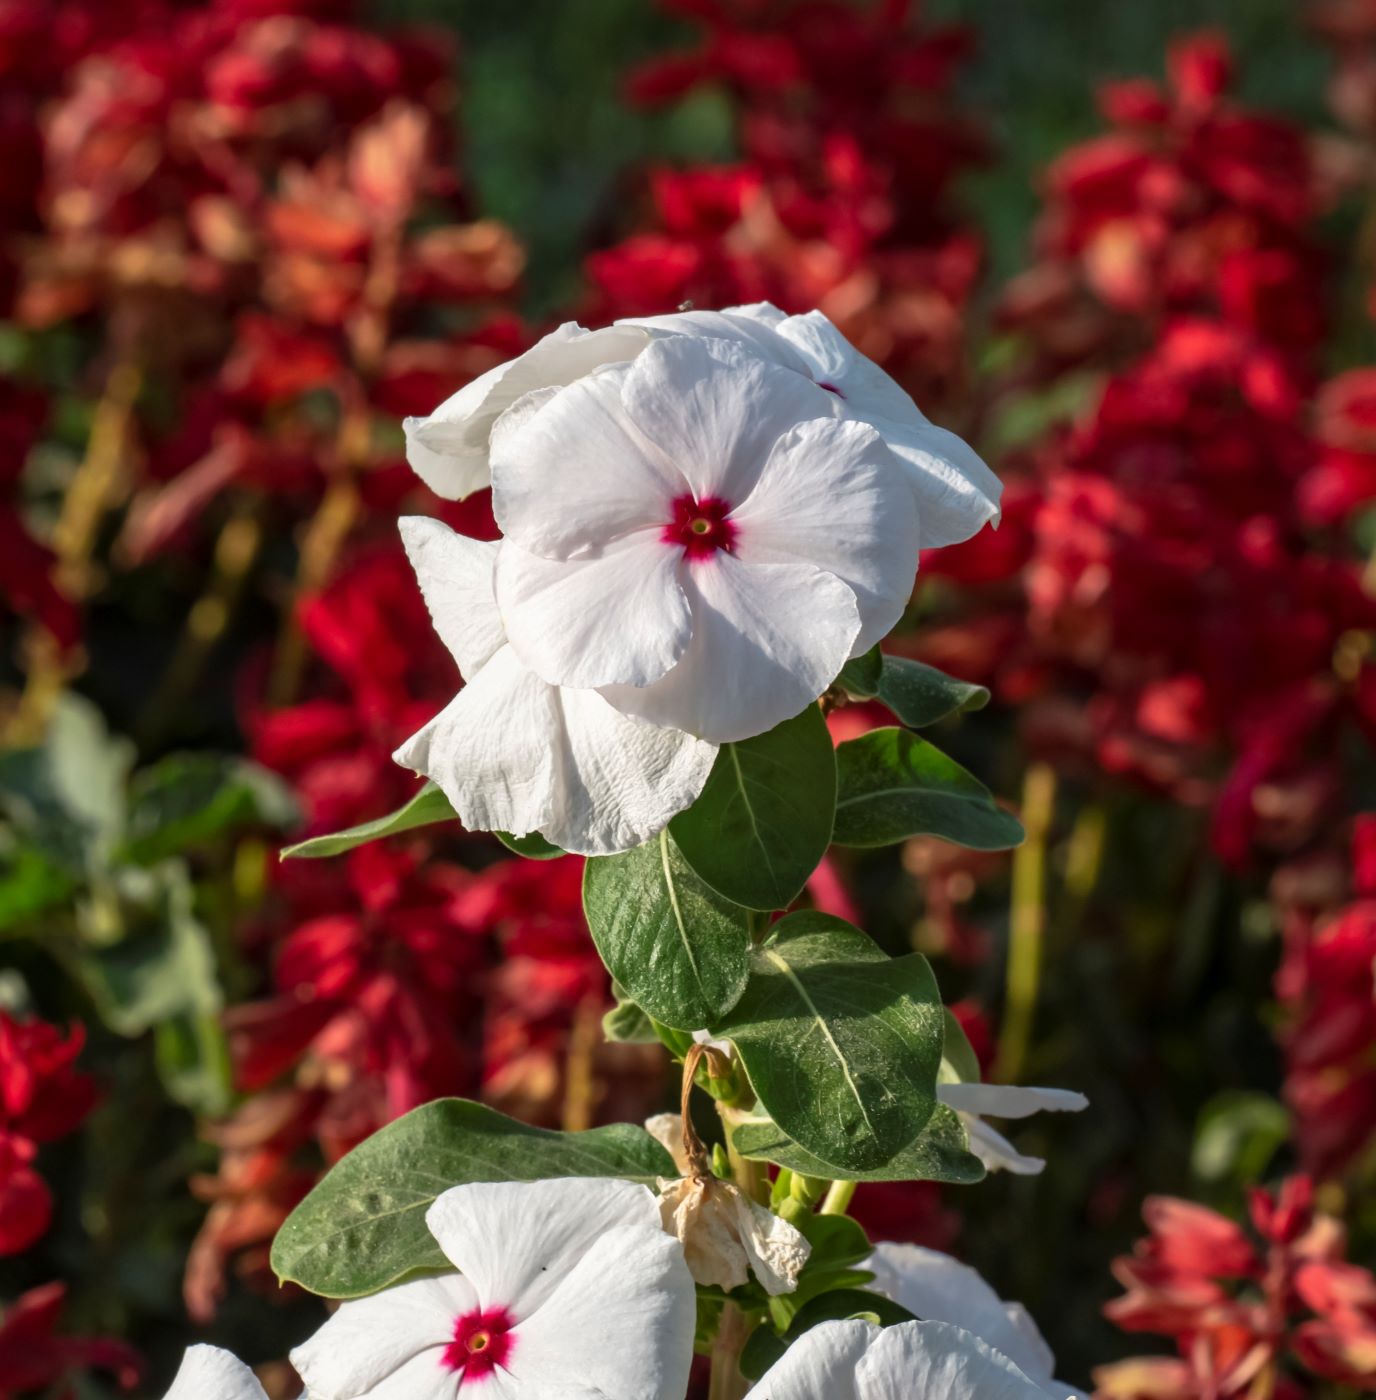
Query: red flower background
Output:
[[0, 1, 1375, 1395]]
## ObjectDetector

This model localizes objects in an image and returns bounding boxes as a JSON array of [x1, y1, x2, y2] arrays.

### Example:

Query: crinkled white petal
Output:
[[405, 322, 650, 500], [496, 535, 692, 690], [745, 1319, 1055, 1400], [959, 1114, 1047, 1175], [163, 1346, 268, 1400], [491, 361, 680, 558], [600, 553, 859, 743], [865, 1244, 1056, 1385], [619, 335, 839, 506], [494, 1224, 696, 1400], [397, 518, 505, 676], [424, 1177, 665, 1319], [731, 417, 919, 654], [936, 1084, 1089, 1121], [773, 311, 922, 423], [656, 1175, 810, 1296], [645, 1113, 693, 1175], [872, 413, 1003, 550], [394, 646, 560, 839], [290, 1274, 476, 1398], [621, 306, 811, 378]]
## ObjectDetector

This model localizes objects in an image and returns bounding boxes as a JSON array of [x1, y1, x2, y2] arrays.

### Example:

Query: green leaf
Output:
[[713, 912, 944, 1173], [940, 1008, 982, 1086], [495, 830, 564, 860], [70, 866, 223, 1037], [731, 1102, 985, 1185], [602, 983, 658, 1044], [281, 782, 456, 859], [742, 1290, 917, 1381], [832, 729, 1024, 851], [154, 1011, 233, 1116], [583, 829, 752, 1030], [0, 845, 74, 930], [122, 755, 297, 865], [271, 1099, 676, 1298], [1192, 1091, 1290, 1186], [669, 706, 836, 911], [836, 646, 883, 700], [875, 657, 989, 728]]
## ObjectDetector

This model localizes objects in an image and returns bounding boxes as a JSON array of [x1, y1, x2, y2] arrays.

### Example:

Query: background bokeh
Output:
[[1, 1, 1374, 1396]]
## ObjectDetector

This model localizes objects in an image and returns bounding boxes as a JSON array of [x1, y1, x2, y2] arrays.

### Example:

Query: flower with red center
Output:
[[662, 494, 737, 559], [291, 1177, 695, 1400], [490, 334, 920, 743]]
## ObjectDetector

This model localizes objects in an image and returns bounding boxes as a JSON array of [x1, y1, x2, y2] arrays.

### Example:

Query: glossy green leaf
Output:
[[281, 782, 456, 859], [836, 646, 883, 700], [730, 1102, 985, 1185], [713, 912, 944, 1172], [272, 1099, 675, 1298], [602, 982, 657, 1044], [832, 729, 1024, 850], [941, 1007, 983, 1086], [670, 706, 836, 911], [495, 830, 564, 860], [742, 1289, 917, 1381], [583, 830, 752, 1030], [875, 656, 989, 728]]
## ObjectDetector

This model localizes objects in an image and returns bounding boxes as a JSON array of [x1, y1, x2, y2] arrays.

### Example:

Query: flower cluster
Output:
[[1097, 1177, 1376, 1398], [398, 302, 997, 852], [588, 0, 987, 411]]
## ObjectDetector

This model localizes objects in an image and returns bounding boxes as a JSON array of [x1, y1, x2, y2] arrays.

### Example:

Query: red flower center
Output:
[[442, 1306, 515, 1383], [663, 494, 737, 560]]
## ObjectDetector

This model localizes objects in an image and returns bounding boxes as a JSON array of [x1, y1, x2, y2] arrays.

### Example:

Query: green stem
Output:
[[994, 762, 1058, 1084], [819, 1179, 857, 1216]]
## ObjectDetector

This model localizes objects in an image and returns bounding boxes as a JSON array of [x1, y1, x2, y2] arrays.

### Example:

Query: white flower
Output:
[[937, 1082, 1088, 1175], [392, 517, 716, 855], [625, 302, 1002, 550], [866, 1244, 1083, 1398], [491, 335, 920, 743], [290, 1177, 695, 1400], [163, 1346, 267, 1400], [404, 321, 652, 501], [744, 1318, 1060, 1400]]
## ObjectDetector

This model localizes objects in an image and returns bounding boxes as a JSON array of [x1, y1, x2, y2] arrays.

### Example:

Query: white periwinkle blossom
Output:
[[866, 1244, 1084, 1399], [491, 335, 920, 743], [937, 1082, 1089, 1175], [403, 304, 1000, 553], [392, 518, 717, 855], [162, 1346, 268, 1400], [743, 1318, 1063, 1400], [290, 1177, 695, 1400]]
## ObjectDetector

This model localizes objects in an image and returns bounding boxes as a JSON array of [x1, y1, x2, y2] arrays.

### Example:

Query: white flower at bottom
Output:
[[744, 1318, 1060, 1400], [393, 517, 717, 855], [866, 1244, 1083, 1398], [290, 1177, 695, 1400], [936, 1083, 1089, 1175], [163, 1346, 267, 1400]]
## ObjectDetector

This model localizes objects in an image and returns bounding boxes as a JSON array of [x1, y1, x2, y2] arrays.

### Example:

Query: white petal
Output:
[[874, 415, 1003, 550], [936, 1084, 1089, 1121], [734, 1190, 811, 1296], [490, 361, 679, 558], [163, 1346, 268, 1400], [732, 417, 920, 654], [621, 307, 812, 376], [620, 335, 839, 506], [774, 311, 920, 423], [601, 552, 859, 742], [745, 1319, 1054, 1400], [959, 1114, 1048, 1176], [393, 646, 560, 838], [289, 1274, 475, 1398], [546, 687, 716, 855], [406, 322, 650, 500], [865, 1244, 1055, 1385], [496, 536, 692, 689], [424, 1178, 663, 1320], [500, 1224, 696, 1400], [398, 517, 504, 677]]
